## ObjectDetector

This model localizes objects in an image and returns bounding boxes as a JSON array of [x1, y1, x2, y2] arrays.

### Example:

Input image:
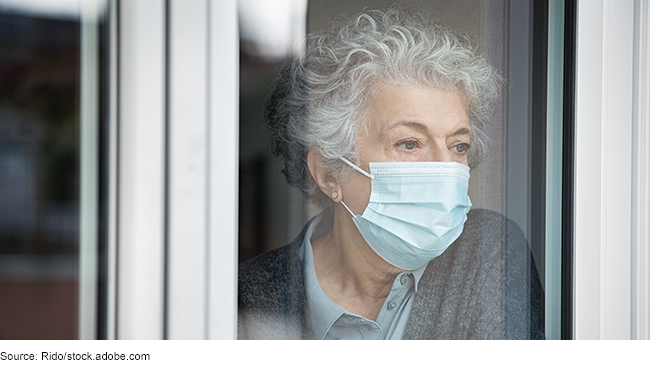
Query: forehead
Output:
[[363, 83, 469, 133]]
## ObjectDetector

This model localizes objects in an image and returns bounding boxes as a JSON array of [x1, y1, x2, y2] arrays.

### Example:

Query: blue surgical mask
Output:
[[339, 157, 472, 270]]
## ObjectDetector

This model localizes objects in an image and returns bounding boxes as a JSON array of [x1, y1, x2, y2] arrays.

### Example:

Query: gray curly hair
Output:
[[265, 8, 500, 208]]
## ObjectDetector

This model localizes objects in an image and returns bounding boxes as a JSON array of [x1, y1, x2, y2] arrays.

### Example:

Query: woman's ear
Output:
[[307, 149, 342, 203]]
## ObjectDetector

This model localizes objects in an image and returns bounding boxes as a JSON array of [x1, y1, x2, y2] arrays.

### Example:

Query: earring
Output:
[[331, 191, 338, 199]]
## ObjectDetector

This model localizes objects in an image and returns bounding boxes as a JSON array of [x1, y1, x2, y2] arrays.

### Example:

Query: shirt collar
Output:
[[411, 262, 426, 292]]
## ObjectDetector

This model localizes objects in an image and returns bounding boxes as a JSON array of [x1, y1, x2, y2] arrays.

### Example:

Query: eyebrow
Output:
[[386, 121, 473, 138], [449, 127, 473, 138]]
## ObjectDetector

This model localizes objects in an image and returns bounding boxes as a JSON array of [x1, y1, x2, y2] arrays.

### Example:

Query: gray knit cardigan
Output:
[[238, 209, 544, 340]]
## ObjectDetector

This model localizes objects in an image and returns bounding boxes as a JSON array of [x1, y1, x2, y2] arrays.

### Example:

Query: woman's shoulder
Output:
[[459, 208, 528, 258], [239, 211, 327, 284], [238, 234, 311, 340], [464, 208, 525, 237], [239, 239, 302, 290]]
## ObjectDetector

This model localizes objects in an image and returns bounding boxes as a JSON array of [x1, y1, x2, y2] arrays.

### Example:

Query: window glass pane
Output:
[[238, 0, 555, 340], [238, 0, 309, 261]]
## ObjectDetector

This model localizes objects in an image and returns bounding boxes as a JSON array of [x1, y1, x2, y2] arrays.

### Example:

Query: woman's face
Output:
[[341, 83, 471, 215]]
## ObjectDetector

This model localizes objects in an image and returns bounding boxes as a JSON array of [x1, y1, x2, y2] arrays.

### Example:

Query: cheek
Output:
[[341, 173, 372, 215]]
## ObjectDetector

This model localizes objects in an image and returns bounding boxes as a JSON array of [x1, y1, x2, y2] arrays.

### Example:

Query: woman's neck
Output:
[[311, 205, 403, 320]]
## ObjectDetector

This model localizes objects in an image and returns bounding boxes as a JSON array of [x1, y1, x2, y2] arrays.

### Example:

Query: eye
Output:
[[452, 143, 470, 154], [397, 139, 419, 151]]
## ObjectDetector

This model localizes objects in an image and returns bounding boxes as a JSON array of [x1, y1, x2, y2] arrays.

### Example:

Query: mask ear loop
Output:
[[340, 201, 356, 217], [339, 157, 374, 179], [338, 157, 374, 217]]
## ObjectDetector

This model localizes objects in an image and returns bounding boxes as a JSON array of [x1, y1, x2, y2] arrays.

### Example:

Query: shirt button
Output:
[[400, 274, 408, 285], [387, 302, 397, 310]]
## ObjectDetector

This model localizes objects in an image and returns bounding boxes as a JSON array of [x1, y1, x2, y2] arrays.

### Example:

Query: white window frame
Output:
[[116, 0, 167, 339], [113, 0, 238, 339], [631, 0, 650, 341], [573, 0, 650, 339]]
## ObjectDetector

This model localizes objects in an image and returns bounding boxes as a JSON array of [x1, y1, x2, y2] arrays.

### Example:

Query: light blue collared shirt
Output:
[[300, 211, 426, 340]]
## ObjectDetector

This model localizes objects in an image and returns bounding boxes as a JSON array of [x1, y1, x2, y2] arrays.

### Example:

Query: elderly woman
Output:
[[239, 9, 543, 340]]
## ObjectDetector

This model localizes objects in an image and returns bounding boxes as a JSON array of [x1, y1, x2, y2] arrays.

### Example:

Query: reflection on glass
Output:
[[0, 3, 80, 339]]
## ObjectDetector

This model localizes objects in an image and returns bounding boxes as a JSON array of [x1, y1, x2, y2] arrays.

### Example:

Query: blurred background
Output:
[[0, 0, 83, 339]]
